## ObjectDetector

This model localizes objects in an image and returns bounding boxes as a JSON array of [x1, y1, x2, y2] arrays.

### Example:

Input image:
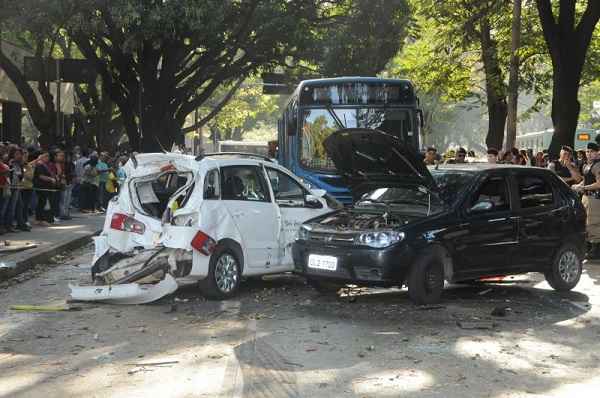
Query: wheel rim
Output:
[[425, 263, 443, 294], [215, 254, 239, 293], [558, 250, 580, 283]]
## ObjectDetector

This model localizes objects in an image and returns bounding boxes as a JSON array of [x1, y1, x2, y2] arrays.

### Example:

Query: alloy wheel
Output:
[[215, 254, 239, 293], [558, 250, 580, 284]]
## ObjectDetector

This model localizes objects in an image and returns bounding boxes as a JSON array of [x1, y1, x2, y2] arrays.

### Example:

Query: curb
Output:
[[0, 230, 101, 281]]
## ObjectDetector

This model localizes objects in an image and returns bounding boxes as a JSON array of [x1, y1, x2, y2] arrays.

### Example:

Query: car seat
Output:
[[223, 175, 245, 200]]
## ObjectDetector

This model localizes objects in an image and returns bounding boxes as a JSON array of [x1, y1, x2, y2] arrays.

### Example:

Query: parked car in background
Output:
[[70, 152, 340, 304], [293, 129, 586, 304]]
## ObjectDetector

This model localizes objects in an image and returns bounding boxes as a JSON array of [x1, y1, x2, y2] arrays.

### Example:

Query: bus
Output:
[[277, 77, 423, 203], [515, 128, 598, 153]]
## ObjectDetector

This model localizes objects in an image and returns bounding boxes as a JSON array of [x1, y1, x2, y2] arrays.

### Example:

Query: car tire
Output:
[[407, 251, 445, 305], [307, 278, 344, 295], [544, 243, 582, 291], [200, 246, 242, 300]]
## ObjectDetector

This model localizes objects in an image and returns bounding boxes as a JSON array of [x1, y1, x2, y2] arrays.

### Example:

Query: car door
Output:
[[512, 171, 563, 269], [452, 173, 519, 278], [220, 165, 279, 269], [264, 166, 332, 268]]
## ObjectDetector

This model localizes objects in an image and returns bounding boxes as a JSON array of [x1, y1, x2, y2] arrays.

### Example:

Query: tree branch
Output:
[[181, 78, 244, 133]]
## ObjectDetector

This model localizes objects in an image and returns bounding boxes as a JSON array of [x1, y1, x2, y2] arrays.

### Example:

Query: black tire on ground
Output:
[[544, 243, 583, 291], [307, 278, 344, 295], [200, 245, 242, 300], [407, 249, 445, 305]]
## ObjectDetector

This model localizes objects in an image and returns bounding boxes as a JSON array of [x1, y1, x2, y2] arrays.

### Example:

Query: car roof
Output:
[[430, 163, 546, 173]]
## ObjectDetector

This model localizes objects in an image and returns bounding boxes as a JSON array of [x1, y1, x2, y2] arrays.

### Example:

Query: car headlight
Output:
[[355, 231, 405, 248], [296, 225, 311, 241]]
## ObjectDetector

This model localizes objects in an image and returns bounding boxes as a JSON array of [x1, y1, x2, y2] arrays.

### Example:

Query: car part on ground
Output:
[[69, 274, 178, 305]]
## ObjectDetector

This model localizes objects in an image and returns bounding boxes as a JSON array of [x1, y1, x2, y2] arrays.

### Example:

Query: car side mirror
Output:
[[470, 200, 494, 213], [310, 188, 327, 198], [305, 194, 323, 209]]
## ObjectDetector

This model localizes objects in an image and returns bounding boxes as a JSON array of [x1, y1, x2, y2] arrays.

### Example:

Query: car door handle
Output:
[[232, 211, 245, 217], [251, 210, 261, 214], [488, 217, 507, 222]]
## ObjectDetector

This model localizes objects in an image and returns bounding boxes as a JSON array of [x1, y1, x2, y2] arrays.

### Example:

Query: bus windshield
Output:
[[300, 107, 412, 170]]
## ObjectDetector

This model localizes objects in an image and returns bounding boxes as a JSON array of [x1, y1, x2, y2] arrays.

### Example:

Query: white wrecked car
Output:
[[70, 152, 340, 304]]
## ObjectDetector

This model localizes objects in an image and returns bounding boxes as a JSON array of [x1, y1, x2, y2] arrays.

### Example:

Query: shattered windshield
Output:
[[357, 186, 445, 215], [300, 107, 412, 170], [431, 170, 475, 205]]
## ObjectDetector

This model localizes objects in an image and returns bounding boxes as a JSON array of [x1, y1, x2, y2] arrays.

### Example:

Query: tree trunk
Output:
[[479, 17, 508, 150], [535, 0, 600, 158], [505, 0, 522, 151], [548, 67, 581, 156]]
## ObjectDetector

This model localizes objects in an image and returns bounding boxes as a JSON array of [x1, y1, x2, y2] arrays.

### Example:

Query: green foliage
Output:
[[579, 80, 600, 129], [316, 0, 411, 76]]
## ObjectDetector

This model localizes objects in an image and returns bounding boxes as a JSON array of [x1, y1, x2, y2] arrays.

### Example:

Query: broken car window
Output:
[[221, 166, 270, 202], [203, 169, 220, 200]]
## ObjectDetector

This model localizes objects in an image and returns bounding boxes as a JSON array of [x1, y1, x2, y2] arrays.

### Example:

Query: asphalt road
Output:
[[2, 244, 600, 397]]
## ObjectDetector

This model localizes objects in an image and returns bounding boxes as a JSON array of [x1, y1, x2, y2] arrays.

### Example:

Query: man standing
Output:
[[445, 147, 467, 164], [424, 147, 437, 165], [96, 152, 110, 211], [573, 142, 600, 258], [548, 145, 582, 186], [487, 148, 499, 164]]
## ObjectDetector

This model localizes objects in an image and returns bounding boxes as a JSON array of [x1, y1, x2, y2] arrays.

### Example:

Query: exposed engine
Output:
[[316, 210, 415, 231]]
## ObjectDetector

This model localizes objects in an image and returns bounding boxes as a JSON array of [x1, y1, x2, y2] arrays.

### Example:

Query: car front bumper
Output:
[[292, 240, 414, 285]]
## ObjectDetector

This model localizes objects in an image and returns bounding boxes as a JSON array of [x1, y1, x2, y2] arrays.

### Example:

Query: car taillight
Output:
[[110, 213, 146, 235], [191, 231, 217, 255]]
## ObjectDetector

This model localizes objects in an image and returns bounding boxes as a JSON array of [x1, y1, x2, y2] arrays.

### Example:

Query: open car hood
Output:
[[323, 129, 437, 199]]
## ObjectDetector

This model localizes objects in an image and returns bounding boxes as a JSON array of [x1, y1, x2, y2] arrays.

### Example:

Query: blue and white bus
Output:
[[277, 77, 423, 204], [515, 128, 598, 153]]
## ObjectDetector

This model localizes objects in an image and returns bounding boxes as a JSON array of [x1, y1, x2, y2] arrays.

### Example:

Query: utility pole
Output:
[[55, 58, 61, 141], [505, 0, 522, 151]]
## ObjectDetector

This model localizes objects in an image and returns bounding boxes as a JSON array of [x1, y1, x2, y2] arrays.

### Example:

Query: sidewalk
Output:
[[0, 212, 105, 280]]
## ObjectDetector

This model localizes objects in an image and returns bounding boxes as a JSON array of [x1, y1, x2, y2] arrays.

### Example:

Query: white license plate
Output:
[[308, 254, 338, 271]]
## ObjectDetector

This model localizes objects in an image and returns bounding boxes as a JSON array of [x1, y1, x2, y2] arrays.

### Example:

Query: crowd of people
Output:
[[0, 142, 129, 235]]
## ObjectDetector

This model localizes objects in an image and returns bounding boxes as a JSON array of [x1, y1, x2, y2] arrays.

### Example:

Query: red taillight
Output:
[[110, 213, 146, 235], [191, 231, 217, 255]]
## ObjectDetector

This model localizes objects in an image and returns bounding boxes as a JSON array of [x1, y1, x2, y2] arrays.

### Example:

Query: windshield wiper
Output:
[[325, 104, 345, 130]]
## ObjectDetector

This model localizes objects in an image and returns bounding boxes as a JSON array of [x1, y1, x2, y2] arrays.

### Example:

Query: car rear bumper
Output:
[[292, 240, 413, 285]]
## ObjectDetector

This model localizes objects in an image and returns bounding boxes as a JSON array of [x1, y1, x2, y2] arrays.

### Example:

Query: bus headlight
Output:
[[356, 231, 405, 248]]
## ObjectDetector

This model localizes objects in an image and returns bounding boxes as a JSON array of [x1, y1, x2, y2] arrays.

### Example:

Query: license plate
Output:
[[308, 254, 338, 271]]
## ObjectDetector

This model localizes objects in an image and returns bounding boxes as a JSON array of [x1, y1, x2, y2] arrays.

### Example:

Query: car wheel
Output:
[[545, 244, 582, 291], [307, 278, 344, 295], [201, 247, 242, 300], [407, 252, 445, 305]]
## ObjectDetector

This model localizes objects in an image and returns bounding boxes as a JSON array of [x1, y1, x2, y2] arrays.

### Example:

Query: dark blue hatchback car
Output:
[[293, 130, 586, 304]]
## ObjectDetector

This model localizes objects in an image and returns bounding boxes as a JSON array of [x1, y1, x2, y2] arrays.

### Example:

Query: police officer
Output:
[[573, 142, 600, 257], [548, 145, 582, 186]]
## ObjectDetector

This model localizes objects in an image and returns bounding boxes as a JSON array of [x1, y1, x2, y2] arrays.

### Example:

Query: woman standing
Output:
[[59, 151, 76, 220], [80, 157, 99, 213], [33, 152, 56, 225], [20, 148, 35, 228]]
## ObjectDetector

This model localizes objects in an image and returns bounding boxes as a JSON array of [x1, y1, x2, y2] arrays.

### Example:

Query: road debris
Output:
[[125, 361, 179, 367], [10, 304, 82, 312], [457, 321, 495, 330], [491, 306, 512, 317]]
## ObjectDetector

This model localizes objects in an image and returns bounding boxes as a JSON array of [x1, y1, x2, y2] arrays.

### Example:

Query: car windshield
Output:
[[357, 185, 445, 215], [431, 170, 475, 205], [300, 107, 412, 170]]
